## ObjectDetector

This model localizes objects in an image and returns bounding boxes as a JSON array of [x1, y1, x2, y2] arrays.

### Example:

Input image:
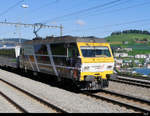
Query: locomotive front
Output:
[[77, 42, 114, 90]]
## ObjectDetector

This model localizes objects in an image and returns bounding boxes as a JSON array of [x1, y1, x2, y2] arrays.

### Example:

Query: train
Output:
[[0, 36, 115, 90]]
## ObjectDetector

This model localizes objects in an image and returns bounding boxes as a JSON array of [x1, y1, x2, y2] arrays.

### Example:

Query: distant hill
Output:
[[111, 29, 150, 36], [106, 30, 150, 55], [0, 38, 29, 47], [0, 38, 28, 43], [106, 33, 150, 46]]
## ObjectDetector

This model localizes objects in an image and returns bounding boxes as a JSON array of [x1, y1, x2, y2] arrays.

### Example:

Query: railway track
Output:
[[0, 78, 68, 113], [0, 91, 28, 113], [118, 74, 150, 81], [110, 76, 150, 88], [0, 68, 149, 113], [83, 89, 150, 114]]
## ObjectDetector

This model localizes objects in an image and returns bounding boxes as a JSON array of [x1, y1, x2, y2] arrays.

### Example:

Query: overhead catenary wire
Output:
[[0, 22, 61, 28], [0, 21, 63, 38], [53, 0, 131, 23], [58, 0, 150, 23], [0, 0, 149, 38], [0, 0, 25, 17], [75, 0, 150, 22], [28, 0, 61, 14], [42, 0, 122, 24], [67, 17, 150, 33], [58, 0, 150, 36], [65, 17, 150, 35], [13, 0, 62, 25]]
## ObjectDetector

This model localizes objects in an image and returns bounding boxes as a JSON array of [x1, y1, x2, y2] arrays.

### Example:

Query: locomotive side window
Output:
[[68, 43, 79, 57], [36, 56, 50, 64], [34, 44, 48, 55], [68, 48, 79, 57], [51, 43, 67, 56]]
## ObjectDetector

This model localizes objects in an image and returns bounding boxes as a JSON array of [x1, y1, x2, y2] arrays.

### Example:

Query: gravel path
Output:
[[106, 81, 150, 100], [0, 69, 136, 113]]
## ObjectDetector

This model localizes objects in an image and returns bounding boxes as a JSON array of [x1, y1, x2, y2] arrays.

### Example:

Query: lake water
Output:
[[134, 68, 150, 75]]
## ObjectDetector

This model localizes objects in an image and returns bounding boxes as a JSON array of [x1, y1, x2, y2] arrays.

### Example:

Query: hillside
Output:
[[106, 33, 150, 45], [0, 38, 28, 43], [0, 38, 29, 47], [105, 32, 150, 55]]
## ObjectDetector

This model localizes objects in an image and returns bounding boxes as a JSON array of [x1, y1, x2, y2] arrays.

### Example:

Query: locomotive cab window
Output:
[[80, 46, 111, 58]]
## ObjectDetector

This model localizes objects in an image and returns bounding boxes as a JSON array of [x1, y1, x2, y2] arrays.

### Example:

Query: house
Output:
[[115, 65, 121, 69], [123, 48, 132, 52], [128, 55, 134, 58], [114, 53, 128, 58], [135, 54, 147, 59], [134, 60, 139, 63], [145, 58, 150, 62], [147, 54, 150, 58], [135, 40, 147, 44], [124, 60, 132, 63], [122, 41, 129, 44], [115, 59, 123, 64], [147, 64, 150, 69]]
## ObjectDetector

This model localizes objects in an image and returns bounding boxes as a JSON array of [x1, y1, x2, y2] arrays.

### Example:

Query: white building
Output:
[[147, 54, 150, 58], [134, 60, 139, 63], [123, 48, 133, 52], [135, 54, 147, 59], [114, 53, 128, 58], [115, 59, 123, 64], [147, 64, 150, 69]]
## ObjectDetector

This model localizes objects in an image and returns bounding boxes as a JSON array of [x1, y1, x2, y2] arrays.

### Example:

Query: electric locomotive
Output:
[[0, 36, 115, 90], [20, 36, 114, 90]]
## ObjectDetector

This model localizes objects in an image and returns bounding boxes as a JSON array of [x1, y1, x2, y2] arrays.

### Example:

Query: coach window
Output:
[[20, 48, 24, 55], [34, 44, 48, 55], [51, 43, 67, 56]]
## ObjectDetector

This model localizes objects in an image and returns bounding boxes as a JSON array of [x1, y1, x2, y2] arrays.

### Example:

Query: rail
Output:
[[82, 89, 150, 113], [0, 78, 68, 113]]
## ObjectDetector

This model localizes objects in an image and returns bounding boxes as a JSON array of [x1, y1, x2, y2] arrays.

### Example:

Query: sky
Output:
[[0, 0, 149, 39]]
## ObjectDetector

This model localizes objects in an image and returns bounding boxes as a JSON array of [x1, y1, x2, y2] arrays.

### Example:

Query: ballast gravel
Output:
[[0, 69, 135, 113], [106, 81, 150, 100], [0, 94, 20, 113], [0, 80, 56, 113]]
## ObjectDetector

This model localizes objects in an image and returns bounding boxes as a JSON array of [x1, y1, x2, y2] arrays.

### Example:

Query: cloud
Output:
[[50, 21, 57, 25], [76, 19, 86, 26]]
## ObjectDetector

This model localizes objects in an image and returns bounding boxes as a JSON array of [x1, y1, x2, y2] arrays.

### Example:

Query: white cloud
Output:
[[76, 19, 86, 26], [51, 21, 57, 25]]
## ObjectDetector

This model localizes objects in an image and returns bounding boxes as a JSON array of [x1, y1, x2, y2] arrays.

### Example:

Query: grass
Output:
[[106, 33, 150, 54], [106, 33, 150, 44]]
